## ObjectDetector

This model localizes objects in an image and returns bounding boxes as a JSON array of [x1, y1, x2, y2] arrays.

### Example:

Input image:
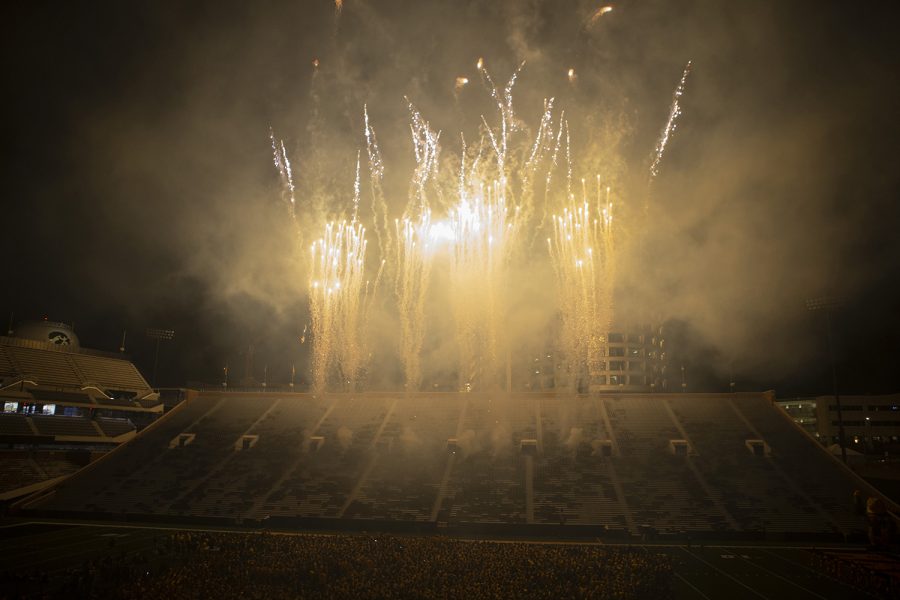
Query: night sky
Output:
[[3, 1, 900, 396]]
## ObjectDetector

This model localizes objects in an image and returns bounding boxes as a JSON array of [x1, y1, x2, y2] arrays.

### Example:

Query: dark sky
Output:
[[3, 0, 900, 395]]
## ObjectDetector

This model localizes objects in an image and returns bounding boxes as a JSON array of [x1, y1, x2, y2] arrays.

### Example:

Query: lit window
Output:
[[42, 404, 56, 415], [3, 402, 17, 413]]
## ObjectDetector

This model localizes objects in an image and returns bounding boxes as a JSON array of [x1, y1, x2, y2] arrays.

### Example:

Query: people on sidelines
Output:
[[5, 531, 673, 599]]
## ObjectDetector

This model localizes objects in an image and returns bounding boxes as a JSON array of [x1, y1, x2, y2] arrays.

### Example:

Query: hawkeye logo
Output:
[[48, 331, 71, 346]]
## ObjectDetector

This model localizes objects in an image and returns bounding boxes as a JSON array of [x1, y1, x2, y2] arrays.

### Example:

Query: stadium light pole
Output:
[[805, 297, 846, 464], [146, 328, 175, 388]]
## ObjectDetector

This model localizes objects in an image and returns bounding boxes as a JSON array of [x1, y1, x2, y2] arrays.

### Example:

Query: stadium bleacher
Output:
[[0, 413, 35, 436], [0, 338, 154, 401], [31, 416, 101, 438], [20, 392, 885, 539]]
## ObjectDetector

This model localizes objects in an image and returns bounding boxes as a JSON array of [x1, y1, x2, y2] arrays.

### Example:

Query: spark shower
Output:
[[271, 60, 691, 394]]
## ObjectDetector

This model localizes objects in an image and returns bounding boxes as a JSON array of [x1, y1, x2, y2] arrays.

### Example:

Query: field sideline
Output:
[[0, 520, 885, 599]]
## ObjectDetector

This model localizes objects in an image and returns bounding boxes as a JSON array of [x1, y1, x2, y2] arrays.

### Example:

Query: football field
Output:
[[0, 520, 885, 599]]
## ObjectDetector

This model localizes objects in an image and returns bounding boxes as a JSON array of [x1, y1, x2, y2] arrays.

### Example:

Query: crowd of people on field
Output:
[[812, 550, 898, 600], [3, 530, 673, 599]]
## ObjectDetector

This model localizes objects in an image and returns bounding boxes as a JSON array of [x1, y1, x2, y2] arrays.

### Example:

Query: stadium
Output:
[[2, 320, 899, 597], [6, 0, 900, 598]]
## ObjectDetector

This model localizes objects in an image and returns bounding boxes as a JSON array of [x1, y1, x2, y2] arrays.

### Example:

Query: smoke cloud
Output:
[[5, 1, 900, 393]]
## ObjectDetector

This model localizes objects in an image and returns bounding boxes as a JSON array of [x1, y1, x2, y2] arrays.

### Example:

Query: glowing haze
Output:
[[272, 55, 687, 393], [14, 1, 893, 394]]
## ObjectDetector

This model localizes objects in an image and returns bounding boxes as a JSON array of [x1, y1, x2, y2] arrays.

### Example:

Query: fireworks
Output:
[[271, 59, 690, 393], [269, 129, 295, 209], [309, 219, 370, 393], [548, 179, 616, 388], [395, 211, 438, 391], [650, 60, 692, 181], [588, 5, 614, 27]]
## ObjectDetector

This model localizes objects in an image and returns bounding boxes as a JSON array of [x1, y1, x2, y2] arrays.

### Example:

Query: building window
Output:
[[609, 347, 625, 357], [628, 347, 644, 358], [628, 361, 643, 371], [3, 402, 17, 413], [42, 404, 56, 415], [609, 361, 625, 371], [608, 333, 624, 343]]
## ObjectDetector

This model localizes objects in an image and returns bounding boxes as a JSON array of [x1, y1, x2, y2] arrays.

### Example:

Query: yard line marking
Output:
[[678, 546, 770, 600]]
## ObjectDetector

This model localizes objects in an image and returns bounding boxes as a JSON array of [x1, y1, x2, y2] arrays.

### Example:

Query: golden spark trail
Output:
[[270, 63, 660, 395], [394, 211, 438, 391], [390, 104, 443, 390], [269, 129, 296, 211], [309, 219, 369, 393], [548, 178, 616, 390], [588, 5, 614, 28], [649, 60, 692, 181], [364, 105, 391, 262]]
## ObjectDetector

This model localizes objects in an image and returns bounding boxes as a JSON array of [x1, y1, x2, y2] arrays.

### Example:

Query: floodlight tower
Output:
[[145, 328, 175, 388], [805, 296, 845, 464]]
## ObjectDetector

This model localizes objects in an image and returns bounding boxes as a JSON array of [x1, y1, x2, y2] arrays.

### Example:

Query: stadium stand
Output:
[[31, 416, 101, 438], [19, 392, 893, 540], [95, 417, 136, 438], [0, 413, 35, 436], [0, 451, 88, 498], [0, 337, 155, 401]]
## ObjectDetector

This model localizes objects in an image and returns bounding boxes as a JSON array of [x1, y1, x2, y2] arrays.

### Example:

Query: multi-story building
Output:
[[528, 325, 668, 393], [777, 394, 900, 454]]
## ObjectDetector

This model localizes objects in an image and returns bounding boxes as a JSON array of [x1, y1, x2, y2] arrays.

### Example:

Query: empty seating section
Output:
[[534, 397, 627, 530], [71, 354, 149, 391], [0, 453, 86, 494], [737, 397, 862, 533], [0, 344, 150, 397], [174, 399, 330, 519], [30, 389, 92, 404], [32, 416, 100, 437], [606, 396, 724, 532], [26, 393, 870, 537], [95, 397, 140, 408], [7, 347, 81, 387], [0, 348, 15, 377], [443, 396, 532, 523], [0, 457, 45, 493], [45, 395, 221, 513], [133, 398, 275, 517], [0, 414, 33, 435], [96, 417, 136, 437], [669, 397, 829, 533], [260, 396, 393, 518], [348, 396, 463, 521]]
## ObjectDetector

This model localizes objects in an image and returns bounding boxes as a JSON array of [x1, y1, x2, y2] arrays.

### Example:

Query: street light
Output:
[[805, 296, 846, 464], [145, 328, 175, 388]]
